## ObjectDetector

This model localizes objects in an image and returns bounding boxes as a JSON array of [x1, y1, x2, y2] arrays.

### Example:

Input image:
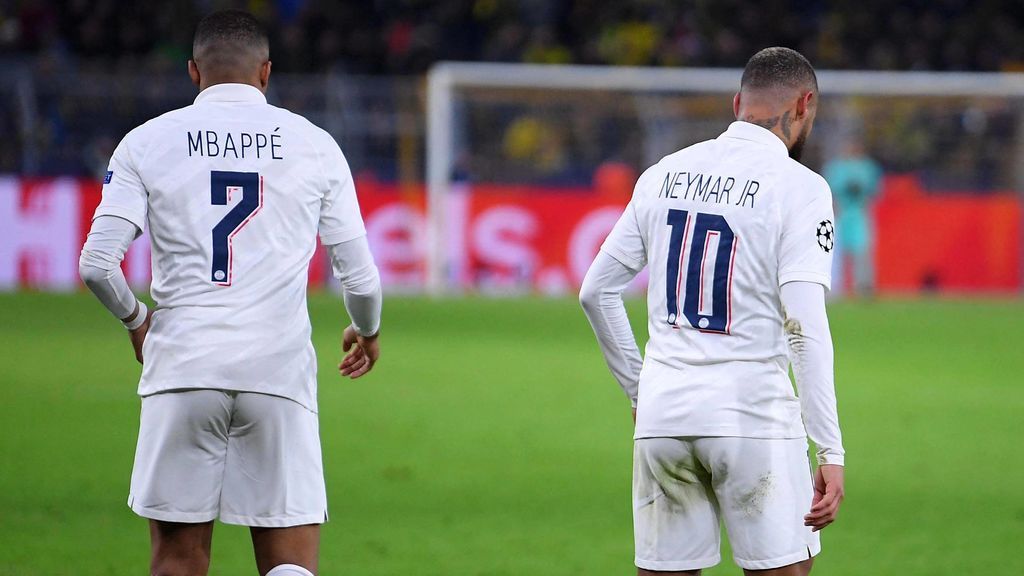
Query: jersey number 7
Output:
[[665, 209, 738, 334], [210, 170, 263, 286]]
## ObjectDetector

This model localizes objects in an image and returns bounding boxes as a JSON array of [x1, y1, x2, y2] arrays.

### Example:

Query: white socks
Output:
[[266, 564, 314, 576]]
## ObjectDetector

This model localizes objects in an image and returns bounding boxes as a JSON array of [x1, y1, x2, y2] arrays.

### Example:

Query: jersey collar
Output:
[[720, 121, 790, 157], [194, 83, 267, 105]]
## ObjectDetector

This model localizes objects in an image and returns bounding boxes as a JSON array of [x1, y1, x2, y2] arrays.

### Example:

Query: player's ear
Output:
[[796, 91, 814, 118], [733, 92, 741, 118], [187, 59, 201, 88], [260, 61, 271, 90]]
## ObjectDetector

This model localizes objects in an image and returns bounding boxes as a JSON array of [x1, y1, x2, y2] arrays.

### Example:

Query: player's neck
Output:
[[737, 110, 794, 150], [199, 77, 266, 93]]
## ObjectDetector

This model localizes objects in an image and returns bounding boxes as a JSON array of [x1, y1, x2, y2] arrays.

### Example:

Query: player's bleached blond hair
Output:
[[740, 47, 818, 94]]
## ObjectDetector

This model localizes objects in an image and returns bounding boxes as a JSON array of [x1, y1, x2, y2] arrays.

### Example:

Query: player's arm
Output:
[[78, 215, 151, 363], [778, 175, 844, 530], [782, 281, 844, 466], [315, 129, 382, 380], [579, 251, 643, 412], [781, 281, 844, 531], [579, 182, 649, 417], [327, 236, 382, 379], [80, 129, 152, 364]]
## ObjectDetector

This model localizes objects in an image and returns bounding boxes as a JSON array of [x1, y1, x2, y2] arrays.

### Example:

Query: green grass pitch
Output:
[[1, 293, 1022, 575]]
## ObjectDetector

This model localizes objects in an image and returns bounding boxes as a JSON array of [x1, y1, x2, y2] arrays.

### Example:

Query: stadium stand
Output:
[[0, 1, 1021, 186]]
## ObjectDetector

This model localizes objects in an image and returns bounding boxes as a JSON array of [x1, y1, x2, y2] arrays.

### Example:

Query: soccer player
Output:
[[580, 47, 844, 576], [78, 11, 382, 576], [823, 136, 883, 297]]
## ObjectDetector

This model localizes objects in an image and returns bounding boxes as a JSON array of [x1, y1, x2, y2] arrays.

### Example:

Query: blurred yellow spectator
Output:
[[503, 116, 568, 176]]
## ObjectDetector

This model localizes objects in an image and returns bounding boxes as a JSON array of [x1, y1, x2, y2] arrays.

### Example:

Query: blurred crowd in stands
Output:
[[0, 0, 1021, 191], [3, 0, 1024, 73]]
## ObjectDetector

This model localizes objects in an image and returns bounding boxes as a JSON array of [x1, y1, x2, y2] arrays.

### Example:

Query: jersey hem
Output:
[[138, 384, 318, 414]]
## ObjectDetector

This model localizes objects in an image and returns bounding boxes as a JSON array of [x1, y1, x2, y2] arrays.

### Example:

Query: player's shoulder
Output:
[[114, 106, 193, 158], [142, 100, 206, 129], [658, 138, 719, 166], [633, 139, 719, 196], [779, 156, 832, 204], [271, 105, 336, 144]]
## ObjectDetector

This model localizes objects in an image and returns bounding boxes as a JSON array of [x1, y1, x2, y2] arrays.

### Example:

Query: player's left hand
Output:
[[128, 308, 153, 365], [339, 325, 379, 379], [805, 464, 844, 531]]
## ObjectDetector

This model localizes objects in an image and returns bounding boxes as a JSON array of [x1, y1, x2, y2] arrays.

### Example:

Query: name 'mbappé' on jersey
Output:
[[93, 84, 366, 412]]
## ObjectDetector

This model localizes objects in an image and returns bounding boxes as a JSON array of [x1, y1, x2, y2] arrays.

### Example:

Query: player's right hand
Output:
[[804, 464, 844, 531], [339, 325, 379, 379], [128, 309, 153, 365]]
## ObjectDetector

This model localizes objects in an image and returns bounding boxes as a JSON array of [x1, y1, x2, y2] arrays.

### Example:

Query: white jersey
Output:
[[94, 83, 366, 412], [601, 121, 835, 439]]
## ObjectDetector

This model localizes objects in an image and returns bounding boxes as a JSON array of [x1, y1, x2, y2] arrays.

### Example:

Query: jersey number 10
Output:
[[665, 209, 738, 334], [210, 170, 263, 286]]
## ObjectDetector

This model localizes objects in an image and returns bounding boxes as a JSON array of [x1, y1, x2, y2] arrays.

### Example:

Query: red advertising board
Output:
[[0, 176, 1019, 294], [873, 176, 1021, 293]]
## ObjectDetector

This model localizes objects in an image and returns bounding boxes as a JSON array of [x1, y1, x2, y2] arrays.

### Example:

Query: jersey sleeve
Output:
[[93, 130, 148, 230], [600, 168, 655, 272], [778, 177, 835, 289], [317, 133, 367, 246], [600, 201, 646, 272]]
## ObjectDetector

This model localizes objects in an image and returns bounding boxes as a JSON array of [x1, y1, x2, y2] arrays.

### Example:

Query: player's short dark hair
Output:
[[192, 9, 269, 61], [740, 47, 817, 94]]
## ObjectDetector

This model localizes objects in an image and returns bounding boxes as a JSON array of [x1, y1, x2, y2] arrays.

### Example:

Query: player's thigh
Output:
[[696, 437, 819, 572], [634, 437, 721, 572], [220, 392, 327, 528], [130, 390, 233, 522]]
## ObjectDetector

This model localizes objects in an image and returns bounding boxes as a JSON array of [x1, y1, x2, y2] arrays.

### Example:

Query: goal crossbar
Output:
[[426, 61, 1024, 294]]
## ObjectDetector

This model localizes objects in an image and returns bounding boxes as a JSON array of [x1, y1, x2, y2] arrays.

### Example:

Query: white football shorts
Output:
[[633, 436, 820, 571], [128, 389, 327, 527]]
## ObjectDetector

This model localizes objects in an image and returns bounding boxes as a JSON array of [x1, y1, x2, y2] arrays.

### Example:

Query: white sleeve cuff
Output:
[[122, 301, 148, 330], [319, 226, 367, 247], [779, 270, 831, 290], [93, 206, 146, 233], [600, 246, 645, 273], [816, 448, 845, 467]]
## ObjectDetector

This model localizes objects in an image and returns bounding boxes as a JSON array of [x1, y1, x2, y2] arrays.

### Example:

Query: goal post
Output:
[[426, 62, 1024, 296]]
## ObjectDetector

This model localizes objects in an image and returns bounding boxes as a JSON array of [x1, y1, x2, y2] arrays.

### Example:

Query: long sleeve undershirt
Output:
[[328, 235, 382, 337], [79, 215, 140, 320], [780, 281, 845, 466], [78, 214, 382, 337], [578, 251, 844, 466], [579, 251, 643, 407]]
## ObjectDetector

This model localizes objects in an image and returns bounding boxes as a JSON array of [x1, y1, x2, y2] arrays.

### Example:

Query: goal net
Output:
[[426, 63, 1024, 296]]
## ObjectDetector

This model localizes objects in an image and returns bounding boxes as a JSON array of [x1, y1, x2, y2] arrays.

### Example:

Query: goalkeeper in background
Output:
[[823, 135, 882, 297]]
